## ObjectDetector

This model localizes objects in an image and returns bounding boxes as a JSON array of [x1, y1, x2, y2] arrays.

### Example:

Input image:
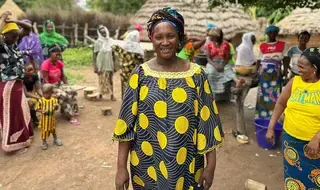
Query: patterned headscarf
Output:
[[302, 47, 320, 75], [147, 7, 185, 45]]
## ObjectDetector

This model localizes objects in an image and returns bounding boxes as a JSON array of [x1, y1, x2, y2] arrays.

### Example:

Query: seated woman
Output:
[[205, 28, 244, 95], [235, 32, 257, 76], [41, 45, 79, 125], [24, 63, 42, 127]]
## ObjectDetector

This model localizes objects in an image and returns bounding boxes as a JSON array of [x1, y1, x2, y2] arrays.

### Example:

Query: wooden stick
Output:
[[245, 179, 267, 190], [62, 23, 65, 36], [74, 23, 78, 45], [84, 23, 88, 45]]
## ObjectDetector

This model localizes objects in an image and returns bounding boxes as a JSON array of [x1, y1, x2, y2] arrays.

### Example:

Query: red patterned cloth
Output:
[[205, 41, 230, 59], [0, 81, 33, 152]]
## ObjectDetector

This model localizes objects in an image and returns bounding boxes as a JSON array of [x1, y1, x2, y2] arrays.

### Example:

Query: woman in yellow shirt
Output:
[[266, 47, 320, 189]]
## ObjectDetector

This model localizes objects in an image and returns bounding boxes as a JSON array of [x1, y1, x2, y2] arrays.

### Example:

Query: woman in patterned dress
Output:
[[112, 31, 144, 99], [266, 47, 320, 189], [256, 25, 290, 119], [113, 8, 223, 190], [0, 11, 34, 153]]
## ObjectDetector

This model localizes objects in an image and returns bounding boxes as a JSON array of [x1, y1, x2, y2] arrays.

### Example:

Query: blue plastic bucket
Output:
[[254, 118, 283, 150]]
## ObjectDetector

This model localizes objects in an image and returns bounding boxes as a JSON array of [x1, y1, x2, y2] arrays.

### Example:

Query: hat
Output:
[[265, 25, 280, 34], [2, 23, 19, 34]]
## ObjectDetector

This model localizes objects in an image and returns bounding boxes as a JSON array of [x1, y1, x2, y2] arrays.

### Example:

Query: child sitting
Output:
[[36, 84, 63, 150], [23, 63, 43, 126]]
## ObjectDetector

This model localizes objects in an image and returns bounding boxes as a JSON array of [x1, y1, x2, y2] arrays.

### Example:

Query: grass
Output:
[[62, 47, 93, 85]]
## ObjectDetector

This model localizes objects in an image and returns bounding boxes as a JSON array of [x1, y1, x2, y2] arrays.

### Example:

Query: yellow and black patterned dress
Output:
[[112, 45, 144, 98], [36, 97, 59, 140], [113, 62, 224, 190]]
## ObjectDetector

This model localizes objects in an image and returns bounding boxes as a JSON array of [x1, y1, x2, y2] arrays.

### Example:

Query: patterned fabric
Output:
[[0, 81, 33, 152], [36, 97, 58, 140], [99, 72, 113, 96], [113, 63, 223, 190], [206, 41, 230, 59], [255, 59, 281, 118], [112, 45, 144, 98], [18, 31, 44, 66], [0, 41, 25, 82], [282, 132, 320, 190], [206, 59, 235, 94]]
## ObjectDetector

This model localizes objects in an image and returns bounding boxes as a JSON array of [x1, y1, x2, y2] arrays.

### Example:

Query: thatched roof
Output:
[[277, 8, 320, 35], [132, 0, 257, 41], [0, 0, 25, 20]]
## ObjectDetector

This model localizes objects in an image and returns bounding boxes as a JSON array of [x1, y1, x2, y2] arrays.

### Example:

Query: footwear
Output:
[[70, 119, 80, 126], [54, 139, 63, 146], [41, 142, 49, 150], [237, 135, 249, 144]]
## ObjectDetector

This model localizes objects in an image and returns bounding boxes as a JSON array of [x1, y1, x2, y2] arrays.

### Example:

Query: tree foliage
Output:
[[0, 0, 73, 11], [209, 0, 320, 10], [86, 0, 146, 15]]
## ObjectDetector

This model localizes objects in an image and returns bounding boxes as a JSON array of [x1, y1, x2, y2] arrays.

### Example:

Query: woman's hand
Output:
[[306, 136, 320, 156], [265, 128, 276, 145], [115, 167, 130, 190], [198, 166, 215, 190], [1, 11, 12, 19], [216, 66, 224, 72]]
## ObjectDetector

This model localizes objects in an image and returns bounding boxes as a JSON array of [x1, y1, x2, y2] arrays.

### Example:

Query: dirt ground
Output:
[[0, 67, 283, 190]]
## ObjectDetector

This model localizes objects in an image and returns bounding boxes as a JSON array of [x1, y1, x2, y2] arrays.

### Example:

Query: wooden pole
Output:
[[33, 22, 39, 35], [62, 23, 65, 36], [75, 23, 78, 46], [84, 23, 88, 45]]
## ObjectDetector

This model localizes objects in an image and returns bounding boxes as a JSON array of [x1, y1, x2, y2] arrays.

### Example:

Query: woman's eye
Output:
[[168, 35, 176, 39]]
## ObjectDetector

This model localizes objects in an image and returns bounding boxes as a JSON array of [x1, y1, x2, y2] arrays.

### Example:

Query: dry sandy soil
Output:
[[0, 67, 283, 190]]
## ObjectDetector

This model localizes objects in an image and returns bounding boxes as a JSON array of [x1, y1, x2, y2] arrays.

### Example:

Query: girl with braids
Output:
[[266, 47, 320, 189], [113, 7, 223, 190]]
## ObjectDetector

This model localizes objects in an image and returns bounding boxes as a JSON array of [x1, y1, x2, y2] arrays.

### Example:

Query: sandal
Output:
[[54, 139, 63, 146], [70, 119, 80, 126], [41, 142, 48, 150], [237, 135, 249, 144], [74, 112, 80, 116]]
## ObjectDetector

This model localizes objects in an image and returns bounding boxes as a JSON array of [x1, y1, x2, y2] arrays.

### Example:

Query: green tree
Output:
[[87, 0, 146, 14], [209, 0, 320, 10]]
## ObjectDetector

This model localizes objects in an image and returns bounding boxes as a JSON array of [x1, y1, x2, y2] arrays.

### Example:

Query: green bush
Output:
[[62, 47, 93, 67]]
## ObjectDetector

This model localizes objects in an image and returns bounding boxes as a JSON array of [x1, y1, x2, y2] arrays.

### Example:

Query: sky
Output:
[[77, 0, 88, 10]]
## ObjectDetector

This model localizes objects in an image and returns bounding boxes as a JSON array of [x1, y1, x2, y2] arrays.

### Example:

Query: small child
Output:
[[24, 63, 43, 126], [36, 84, 63, 150]]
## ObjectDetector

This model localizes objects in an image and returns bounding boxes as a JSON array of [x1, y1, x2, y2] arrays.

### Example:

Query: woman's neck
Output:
[[268, 39, 277, 43], [303, 76, 319, 83], [155, 56, 180, 72], [50, 59, 57, 65], [298, 45, 306, 51]]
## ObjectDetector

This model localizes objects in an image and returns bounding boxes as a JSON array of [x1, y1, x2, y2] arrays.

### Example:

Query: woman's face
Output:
[[298, 34, 310, 47], [46, 24, 54, 33], [297, 56, 317, 79], [50, 51, 61, 62], [25, 65, 34, 76], [209, 35, 218, 42], [99, 28, 107, 37], [4, 30, 19, 45], [152, 22, 179, 60], [267, 31, 278, 41], [251, 35, 256, 45]]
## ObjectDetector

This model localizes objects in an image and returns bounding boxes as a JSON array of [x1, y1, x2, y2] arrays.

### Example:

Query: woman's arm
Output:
[[206, 49, 217, 68], [268, 78, 293, 129], [61, 68, 68, 84], [42, 70, 49, 84], [35, 81, 43, 97], [24, 86, 39, 99], [187, 36, 206, 50], [0, 11, 11, 31], [117, 142, 131, 170]]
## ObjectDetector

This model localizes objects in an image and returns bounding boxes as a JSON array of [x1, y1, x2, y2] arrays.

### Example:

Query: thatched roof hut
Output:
[[276, 8, 320, 46], [0, 0, 25, 20], [132, 0, 257, 45]]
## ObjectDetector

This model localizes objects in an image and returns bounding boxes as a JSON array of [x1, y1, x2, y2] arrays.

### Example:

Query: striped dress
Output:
[[36, 97, 59, 140]]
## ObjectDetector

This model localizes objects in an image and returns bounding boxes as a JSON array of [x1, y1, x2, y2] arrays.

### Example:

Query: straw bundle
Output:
[[277, 8, 320, 35], [132, 0, 257, 41], [0, 0, 25, 20]]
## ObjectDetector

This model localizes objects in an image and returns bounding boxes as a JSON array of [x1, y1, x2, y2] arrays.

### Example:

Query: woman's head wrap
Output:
[[302, 47, 320, 74], [147, 7, 185, 44], [265, 25, 280, 34], [2, 22, 19, 34], [48, 44, 62, 54], [206, 24, 216, 30]]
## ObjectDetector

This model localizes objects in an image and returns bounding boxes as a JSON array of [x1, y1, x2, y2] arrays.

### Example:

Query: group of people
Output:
[[0, 11, 79, 153], [112, 7, 320, 190]]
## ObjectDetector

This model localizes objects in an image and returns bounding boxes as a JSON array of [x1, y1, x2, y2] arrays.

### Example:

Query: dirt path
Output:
[[0, 67, 283, 190]]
